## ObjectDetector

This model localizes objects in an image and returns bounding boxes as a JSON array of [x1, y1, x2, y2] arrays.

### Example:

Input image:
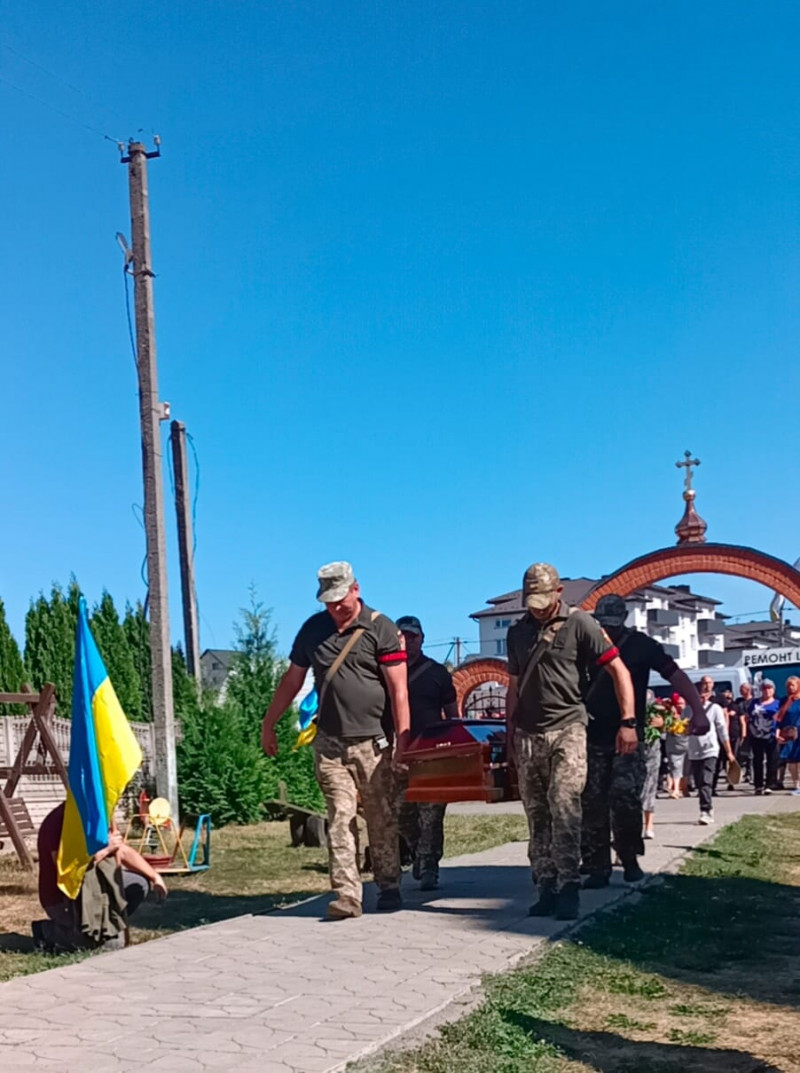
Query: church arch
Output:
[[580, 543, 800, 612]]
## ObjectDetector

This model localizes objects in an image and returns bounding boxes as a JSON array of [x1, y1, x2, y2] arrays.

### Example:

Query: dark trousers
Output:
[[581, 742, 645, 875], [751, 738, 779, 790], [691, 757, 717, 814]]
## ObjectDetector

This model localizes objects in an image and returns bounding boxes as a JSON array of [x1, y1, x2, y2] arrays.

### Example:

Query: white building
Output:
[[470, 577, 727, 669]]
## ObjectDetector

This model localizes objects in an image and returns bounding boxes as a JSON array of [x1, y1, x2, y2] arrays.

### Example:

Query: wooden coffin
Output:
[[404, 719, 519, 804]]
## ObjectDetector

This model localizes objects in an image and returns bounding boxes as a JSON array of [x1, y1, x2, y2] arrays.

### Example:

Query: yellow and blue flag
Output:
[[57, 597, 142, 899]]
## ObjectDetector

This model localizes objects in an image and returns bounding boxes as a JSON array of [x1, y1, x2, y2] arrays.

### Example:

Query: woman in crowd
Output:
[[642, 689, 665, 838], [665, 694, 690, 799], [748, 678, 781, 795], [777, 676, 800, 795]]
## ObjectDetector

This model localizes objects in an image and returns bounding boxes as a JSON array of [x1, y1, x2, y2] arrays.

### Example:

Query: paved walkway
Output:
[[2, 792, 798, 1072]]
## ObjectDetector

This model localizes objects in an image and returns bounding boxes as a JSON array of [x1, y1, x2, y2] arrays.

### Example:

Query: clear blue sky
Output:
[[2, 2, 799, 658]]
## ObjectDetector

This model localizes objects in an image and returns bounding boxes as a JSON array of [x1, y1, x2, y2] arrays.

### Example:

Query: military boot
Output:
[[582, 872, 610, 890], [554, 882, 580, 921], [528, 880, 558, 917]]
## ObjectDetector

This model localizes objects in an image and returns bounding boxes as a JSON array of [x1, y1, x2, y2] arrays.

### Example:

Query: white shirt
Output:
[[687, 702, 729, 761]]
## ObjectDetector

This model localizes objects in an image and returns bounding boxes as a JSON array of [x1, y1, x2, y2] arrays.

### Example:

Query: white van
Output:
[[648, 666, 752, 700]]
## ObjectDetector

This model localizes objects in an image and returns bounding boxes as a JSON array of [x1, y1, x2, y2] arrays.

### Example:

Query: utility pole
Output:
[[121, 139, 178, 819], [454, 637, 462, 666], [170, 420, 201, 681]]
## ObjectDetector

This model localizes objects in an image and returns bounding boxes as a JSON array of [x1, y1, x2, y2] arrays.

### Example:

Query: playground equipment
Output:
[[124, 795, 211, 875], [0, 684, 67, 870]]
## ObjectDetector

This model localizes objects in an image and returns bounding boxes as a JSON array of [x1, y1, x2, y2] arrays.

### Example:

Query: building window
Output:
[[496, 639, 507, 656], [495, 619, 511, 629]]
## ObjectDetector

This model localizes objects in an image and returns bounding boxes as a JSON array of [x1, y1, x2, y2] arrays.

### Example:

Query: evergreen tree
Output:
[[24, 579, 80, 718], [123, 601, 152, 721], [0, 598, 26, 715], [90, 591, 143, 721], [226, 587, 284, 739]]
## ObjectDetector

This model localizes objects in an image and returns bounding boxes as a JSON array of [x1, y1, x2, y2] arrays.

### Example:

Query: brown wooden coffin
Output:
[[404, 719, 519, 804]]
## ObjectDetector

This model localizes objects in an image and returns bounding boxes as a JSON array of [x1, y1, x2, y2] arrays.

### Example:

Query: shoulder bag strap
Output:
[[316, 610, 380, 715], [407, 659, 434, 688], [515, 607, 577, 700]]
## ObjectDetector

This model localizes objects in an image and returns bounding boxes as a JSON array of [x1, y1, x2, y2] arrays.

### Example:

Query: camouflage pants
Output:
[[395, 773, 446, 877], [581, 742, 646, 875], [314, 729, 400, 905], [515, 723, 587, 890]]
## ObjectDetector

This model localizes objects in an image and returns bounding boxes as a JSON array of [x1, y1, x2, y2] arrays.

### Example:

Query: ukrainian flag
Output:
[[57, 597, 143, 899]]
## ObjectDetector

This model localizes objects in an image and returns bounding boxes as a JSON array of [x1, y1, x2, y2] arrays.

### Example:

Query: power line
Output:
[[0, 73, 120, 143], [1, 39, 134, 133]]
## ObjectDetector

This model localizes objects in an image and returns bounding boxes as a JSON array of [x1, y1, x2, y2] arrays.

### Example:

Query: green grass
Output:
[[0, 810, 524, 982], [357, 812, 800, 1073]]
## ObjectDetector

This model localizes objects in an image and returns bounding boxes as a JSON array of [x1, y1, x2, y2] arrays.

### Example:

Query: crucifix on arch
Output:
[[675, 450, 700, 492]]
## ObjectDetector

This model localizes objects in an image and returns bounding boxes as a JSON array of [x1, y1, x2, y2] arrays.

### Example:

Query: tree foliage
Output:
[[0, 598, 26, 714], [24, 579, 81, 718], [90, 591, 143, 721], [123, 601, 152, 721]]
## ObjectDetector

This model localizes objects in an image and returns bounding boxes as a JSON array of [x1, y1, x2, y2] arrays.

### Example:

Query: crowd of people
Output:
[[651, 674, 800, 804]]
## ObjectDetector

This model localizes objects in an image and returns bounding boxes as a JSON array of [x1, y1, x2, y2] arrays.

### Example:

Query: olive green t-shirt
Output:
[[507, 604, 619, 732], [289, 601, 405, 739]]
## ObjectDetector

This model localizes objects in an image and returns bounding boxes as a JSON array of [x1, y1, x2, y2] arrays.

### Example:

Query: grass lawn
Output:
[[0, 810, 527, 983], [358, 811, 800, 1073]]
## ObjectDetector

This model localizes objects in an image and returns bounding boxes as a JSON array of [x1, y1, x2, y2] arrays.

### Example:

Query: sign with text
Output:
[[742, 648, 800, 669]]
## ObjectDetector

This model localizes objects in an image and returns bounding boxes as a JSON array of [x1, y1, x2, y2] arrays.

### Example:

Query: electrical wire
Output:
[[123, 269, 138, 371], [1, 40, 132, 132], [0, 72, 120, 143], [186, 432, 200, 557]]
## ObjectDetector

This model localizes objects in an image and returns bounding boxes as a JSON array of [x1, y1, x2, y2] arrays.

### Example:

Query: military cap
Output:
[[316, 561, 355, 603], [396, 615, 423, 636], [594, 594, 628, 628], [522, 563, 561, 611]]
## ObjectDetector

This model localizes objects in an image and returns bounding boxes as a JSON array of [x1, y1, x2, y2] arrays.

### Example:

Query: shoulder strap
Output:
[[516, 607, 578, 699], [316, 610, 380, 714], [408, 659, 434, 688]]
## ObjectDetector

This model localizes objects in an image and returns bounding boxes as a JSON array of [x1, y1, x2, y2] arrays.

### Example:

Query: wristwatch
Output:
[[620, 718, 637, 729]]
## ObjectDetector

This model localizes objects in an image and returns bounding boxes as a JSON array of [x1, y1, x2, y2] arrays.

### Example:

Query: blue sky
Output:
[[2, 2, 799, 659]]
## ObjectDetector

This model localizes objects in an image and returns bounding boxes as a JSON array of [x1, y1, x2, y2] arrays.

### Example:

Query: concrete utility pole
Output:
[[121, 139, 178, 819], [454, 637, 462, 666], [170, 420, 201, 681]]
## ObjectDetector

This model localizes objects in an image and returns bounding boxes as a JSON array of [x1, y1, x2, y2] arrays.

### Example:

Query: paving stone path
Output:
[[1, 792, 797, 1072]]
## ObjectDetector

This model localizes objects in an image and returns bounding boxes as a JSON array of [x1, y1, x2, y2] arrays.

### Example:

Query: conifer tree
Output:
[[123, 601, 152, 721], [91, 591, 143, 721], [0, 598, 26, 714], [24, 580, 80, 718]]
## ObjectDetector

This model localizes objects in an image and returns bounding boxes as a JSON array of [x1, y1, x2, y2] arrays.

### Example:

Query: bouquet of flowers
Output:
[[645, 697, 676, 744]]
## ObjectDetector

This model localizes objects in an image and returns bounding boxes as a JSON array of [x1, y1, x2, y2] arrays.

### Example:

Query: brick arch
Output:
[[580, 543, 800, 611], [451, 658, 510, 716]]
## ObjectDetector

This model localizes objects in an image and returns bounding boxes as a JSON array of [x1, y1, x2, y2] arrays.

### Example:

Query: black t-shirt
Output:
[[586, 629, 678, 746], [289, 602, 405, 739], [403, 655, 457, 738]]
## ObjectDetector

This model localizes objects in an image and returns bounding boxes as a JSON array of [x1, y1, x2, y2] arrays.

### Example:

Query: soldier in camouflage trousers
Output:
[[582, 593, 707, 888], [315, 728, 400, 907], [514, 723, 587, 890], [581, 744, 645, 879], [507, 564, 635, 922]]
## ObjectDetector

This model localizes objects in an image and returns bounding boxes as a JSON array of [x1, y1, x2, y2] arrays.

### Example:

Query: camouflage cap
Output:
[[316, 561, 355, 603], [396, 615, 423, 636], [594, 594, 628, 628], [522, 563, 561, 611]]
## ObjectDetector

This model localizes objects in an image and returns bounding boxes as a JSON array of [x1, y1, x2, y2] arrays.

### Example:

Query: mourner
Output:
[[262, 562, 411, 919], [506, 564, 635, 921], [582, 594, 707, 887], [392, 615, 459, 891]]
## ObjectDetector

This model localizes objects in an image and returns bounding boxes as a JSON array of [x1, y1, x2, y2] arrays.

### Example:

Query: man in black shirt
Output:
[[394, 615, 459, 891], [582, 594, 706, 887], [262, 562, 411, 920]]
